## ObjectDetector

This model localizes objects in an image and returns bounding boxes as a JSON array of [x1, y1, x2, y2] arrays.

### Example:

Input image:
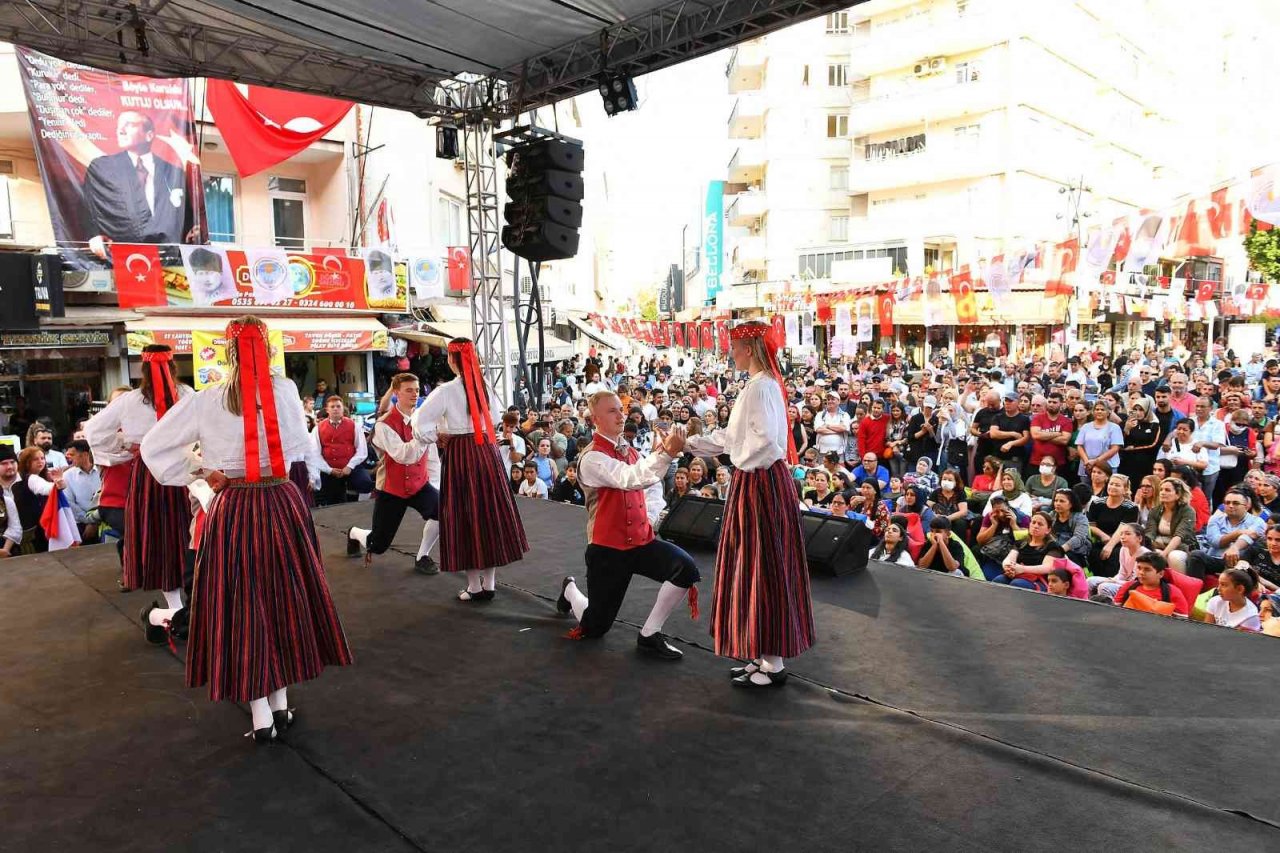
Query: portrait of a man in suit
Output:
[[84, 111, 190, 248]]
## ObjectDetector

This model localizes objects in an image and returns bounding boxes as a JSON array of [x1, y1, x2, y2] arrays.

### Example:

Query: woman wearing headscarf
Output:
[[141, 316, 352, 743], [1118, 395, 1161, 483], [687, 320, 814, 689], [903, 456, 939, 494], [85, 343, 194, 644], [982, 467, 1033, 518], [895, 483, 934, 561]]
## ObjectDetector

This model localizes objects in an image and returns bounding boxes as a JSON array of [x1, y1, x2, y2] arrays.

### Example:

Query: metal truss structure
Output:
[[459, 114, 510, 404], [1, 0, 858, 119]]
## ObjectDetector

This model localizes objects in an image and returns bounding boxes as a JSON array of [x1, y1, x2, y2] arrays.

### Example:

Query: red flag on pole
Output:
[[206, 80, 353, 178], [700, 321, 714, 350], [1195, 280, 1216, 302], [447, 246, 471, 293], [109, 243, 166, 307], [1246, 282, 1270, 302], [953, 266, 978, 325], [715, 320, 729, 353], [1046, 239, 1078, 297], [878, 291, 895, 337], [673, 323, 685, 347]]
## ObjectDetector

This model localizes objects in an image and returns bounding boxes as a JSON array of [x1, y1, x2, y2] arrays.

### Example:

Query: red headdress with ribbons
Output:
[[729, 320, 797, 465], [448, 339, 496, 445], [227, 318, 286, 482], [141, 346, 179, 418]]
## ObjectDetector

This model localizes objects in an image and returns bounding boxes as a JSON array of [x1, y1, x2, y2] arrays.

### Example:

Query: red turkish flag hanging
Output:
[[700, 321, 714, 350], [1246, 282, 1270, 302], [447, 246, 471, 293], [206, 80, 353, 178], [1195, 280, 1216, 302], [815, 295, 833, 324], [953, 266, 978, 325], [878, 291, 895, 337], [1046, 239, 1078, 297], [686, 322, 699, 349], [771, 314, 786, 344], [109, 243, 165, 307], [715, 320, 729, 353], [673, 323, 685, 347]]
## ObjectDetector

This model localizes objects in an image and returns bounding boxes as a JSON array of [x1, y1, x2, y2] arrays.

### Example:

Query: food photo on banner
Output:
[[190, 328, 286, 389], [15, 47, 206, 270], [107, 243, 407, 311]]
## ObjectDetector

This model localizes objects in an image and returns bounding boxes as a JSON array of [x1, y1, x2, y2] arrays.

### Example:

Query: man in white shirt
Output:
[[62, 440, 103, 544], [30, 427, 68, 469], [813, 393, 852, 456], [0, 444, 22, 557], [1189, 396, 1227, 502], [518, 463, 548, 498], [557, 390, 700, 660], [497, 412, 527, 471]]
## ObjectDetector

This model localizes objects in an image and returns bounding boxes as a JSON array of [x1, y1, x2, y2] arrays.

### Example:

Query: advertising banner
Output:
[[704, 181, 725, 304], [106, 244, 407, 311], [130, 324, 387, 358], [190, 328, 286, 389], [16, 48, 205, 271]]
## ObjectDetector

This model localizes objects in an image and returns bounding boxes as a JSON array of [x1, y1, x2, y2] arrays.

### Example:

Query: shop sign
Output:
[[128, 326, 387, 356], [0, 330, 112, 348]]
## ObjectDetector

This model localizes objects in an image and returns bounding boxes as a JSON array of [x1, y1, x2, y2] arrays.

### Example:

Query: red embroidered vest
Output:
[[317, 417, 357, 469], [376, 408, 429, 498], [583, 433, 655, 550], [99, 458, 134, 509]]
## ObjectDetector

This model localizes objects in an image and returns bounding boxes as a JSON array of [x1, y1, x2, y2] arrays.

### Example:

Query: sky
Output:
[[569, 53, 731, 299]]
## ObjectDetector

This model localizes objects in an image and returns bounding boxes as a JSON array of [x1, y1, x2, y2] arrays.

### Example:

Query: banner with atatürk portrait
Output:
[[16, 47, 206, 272]]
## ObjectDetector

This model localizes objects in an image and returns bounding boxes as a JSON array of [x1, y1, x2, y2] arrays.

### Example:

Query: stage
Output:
[[1, 499, 1277, 852]]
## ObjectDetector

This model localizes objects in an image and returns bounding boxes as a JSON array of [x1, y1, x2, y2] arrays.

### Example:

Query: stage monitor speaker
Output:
[[659, 495, 723, 549], [801, 511, 870, 576]]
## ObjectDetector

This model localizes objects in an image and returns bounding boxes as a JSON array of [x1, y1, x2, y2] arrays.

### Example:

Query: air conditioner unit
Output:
[[913, 62, 929, 77], [930, 57, 947, 72]]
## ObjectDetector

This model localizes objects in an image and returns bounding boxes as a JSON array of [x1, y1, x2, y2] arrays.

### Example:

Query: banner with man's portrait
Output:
[[16, 48, 206, 271]]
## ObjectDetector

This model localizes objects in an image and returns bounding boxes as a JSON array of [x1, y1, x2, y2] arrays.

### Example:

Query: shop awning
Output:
[[388, 321, 574, 364], [567, 314, 625, 350], [126, 315, 388, 355]]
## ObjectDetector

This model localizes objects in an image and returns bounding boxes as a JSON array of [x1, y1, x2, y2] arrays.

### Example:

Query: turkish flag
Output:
[[673, 323, 685, 347], [110, 243, 165, 307], [1100, 270, 1116, 286], [953, 267, 978, 325], [1195, 280, 1216, 302], [447, 246, 471, 293], [686, 322, 699, 349], [1047, 239, 1079, 297], [716, 320, 729, 353], [206, 80, 353, 178], [878, 291, 895, 337], [771, 314, 786, 344], [1246, 282, 1270, 302], [700, 321, 714, 350], [815, 295, 833, 324]]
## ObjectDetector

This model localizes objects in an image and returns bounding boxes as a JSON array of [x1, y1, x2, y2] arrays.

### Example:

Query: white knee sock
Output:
[[760, 655, 785, 673], [268, 687, 288, 712], [465, 570, 483, 593], [249, 697, 273, 731], [481, 568, 496, 592], [640, 582, 686, 638], [350, 527, 370, 548], [357, 493, 372, 502], [418, 520, 440, 559], [564, 580, 589, 622], [162, 588, 183, 610], [148, 606, 178, 627]]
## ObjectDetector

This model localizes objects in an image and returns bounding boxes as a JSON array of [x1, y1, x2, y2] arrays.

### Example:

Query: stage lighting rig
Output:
[[598, 73, 638, 116]]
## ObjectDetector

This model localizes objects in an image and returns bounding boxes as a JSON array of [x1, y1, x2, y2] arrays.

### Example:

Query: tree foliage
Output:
[[637, 288, 659, 321], [1244, 220, 1280, 282]]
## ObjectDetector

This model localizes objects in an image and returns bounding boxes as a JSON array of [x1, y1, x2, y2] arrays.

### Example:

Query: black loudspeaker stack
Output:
[[658, 495, 724, 549], [502, 139, 584, 262], [800, 511, 870, 576]]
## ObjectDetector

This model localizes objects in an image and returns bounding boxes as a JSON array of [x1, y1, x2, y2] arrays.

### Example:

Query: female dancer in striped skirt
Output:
[[688, 320, 815, 688], [141, 315, 352, 743], [85, 345, 193, 645], [413, 338, 528, 600]]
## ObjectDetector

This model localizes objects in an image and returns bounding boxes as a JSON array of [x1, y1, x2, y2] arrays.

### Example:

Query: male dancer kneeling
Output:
[[556, 390, 700, 660]]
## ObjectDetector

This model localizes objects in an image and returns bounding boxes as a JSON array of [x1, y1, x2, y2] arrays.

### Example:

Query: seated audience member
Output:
[[806, 469, 837, 509], [929, 469, 969, 539], [1046, 565, 1076, 597], [1201, 567, 1262, 631], [1087, 473, 1140, 578], [519, 463, 549, 499], [902, 456, 939, 494], [666, 467, 693, 507], [1133, 474, 1160, 525], [509, 463, 525, 494], [821, 452, 853, 492], [1146, 477, 1198, 569], [883, 476, 904, 506], [995, 511, 1063, 590], [1238, 523, 1280, 606], [1088, 522, 1147, 600], [975, 495, 1027, 581], [713, 465, 733, 500], [982, 467, 1033, 518], [916, 516, 966, 575], [1171, 465, 1211, 530], [549, 463, 585, 505], [850, 452, 890, 489], [1026, 455, 1069, 511], [828, 492, 851, 518], [851, 478, 892, 539], [1184, 487, 1267, 579], [1112, 552, 1190, 616], [869, 518, 914, 567], [698, 484, 718, 498], [896, 484, 936, 531], [61, 440, 102, 545], [1048, 488, 1091, 566], [971, 455, 1002, 494]]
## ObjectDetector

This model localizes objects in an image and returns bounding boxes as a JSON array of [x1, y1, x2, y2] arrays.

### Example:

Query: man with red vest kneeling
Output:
[[556, 390, 700, 660], [346, 373, 441, 574], [313, 396, 373, 506]]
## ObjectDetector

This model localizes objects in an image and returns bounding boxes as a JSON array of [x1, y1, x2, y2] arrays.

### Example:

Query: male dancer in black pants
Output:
[[557, 390, 700, 659], [347, 373, 441, 573]]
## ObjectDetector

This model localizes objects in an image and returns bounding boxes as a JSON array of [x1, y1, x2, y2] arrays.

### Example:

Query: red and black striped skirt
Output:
[[711, 458, 815, 659], [439, 435, 529, 573], [186, 479, 352, 703], [288, 459, 314, 508], [122, 460, 192, 592]]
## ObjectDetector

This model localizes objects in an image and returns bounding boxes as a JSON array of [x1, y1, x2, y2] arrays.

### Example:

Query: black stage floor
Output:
[[2, 499, 1278, 852]]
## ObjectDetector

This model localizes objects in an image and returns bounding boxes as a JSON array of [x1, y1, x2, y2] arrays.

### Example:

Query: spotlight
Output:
[[598, 73, 638, 117]]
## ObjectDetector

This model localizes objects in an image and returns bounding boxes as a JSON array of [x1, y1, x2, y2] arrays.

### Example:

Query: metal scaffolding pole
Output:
[[461, 116, 510, 404]]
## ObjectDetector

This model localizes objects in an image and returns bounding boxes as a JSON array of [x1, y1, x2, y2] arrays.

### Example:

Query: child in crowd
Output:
[[1203, 567, 1262, 631], [1045, 566, 1075, 596], [1112, 552, 1190, 616]]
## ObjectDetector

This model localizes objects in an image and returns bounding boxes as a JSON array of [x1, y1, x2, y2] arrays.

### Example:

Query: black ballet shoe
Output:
[[415, 555, 440, 575], [169, 607, 189, 642], [731, 668, 789, 689], [248, 725, 277, 744], [272, 709, 295, 734], [729, 659, 763, 679], [457, 589, 494, 602], [140, 602, 168, 646], [345, 527, 361, 558], [556, 576, 575, 615], [636, 631, 683, 661]]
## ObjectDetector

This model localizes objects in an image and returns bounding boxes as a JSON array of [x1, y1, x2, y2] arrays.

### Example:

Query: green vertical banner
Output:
[[704, 180, 724, 305]]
